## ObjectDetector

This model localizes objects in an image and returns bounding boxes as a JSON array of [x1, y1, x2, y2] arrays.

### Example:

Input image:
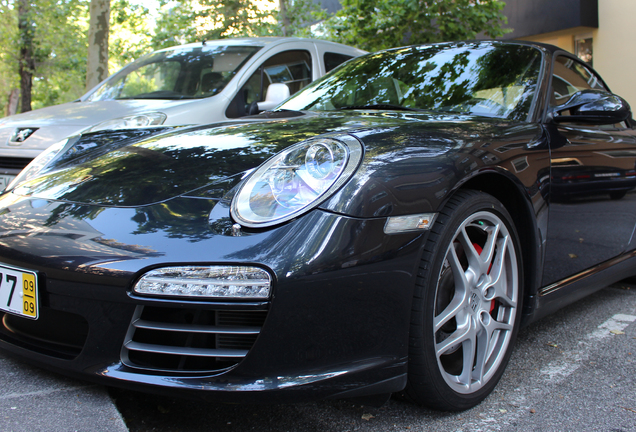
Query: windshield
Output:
[[280, 42, 542, 121], [87, 45, 261, 101]]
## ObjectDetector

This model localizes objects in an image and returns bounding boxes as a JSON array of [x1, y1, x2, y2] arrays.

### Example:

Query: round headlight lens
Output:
[[306, 142, 337, 179], [231, 135, 362, 227]]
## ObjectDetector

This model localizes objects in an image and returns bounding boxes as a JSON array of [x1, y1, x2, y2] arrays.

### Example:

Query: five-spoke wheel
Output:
[[406, 190, 523, 411]]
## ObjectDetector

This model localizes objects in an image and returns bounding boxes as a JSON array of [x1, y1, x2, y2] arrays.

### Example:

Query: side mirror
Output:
[[257, 83, 291, 112], [550, 89, 632, 125]]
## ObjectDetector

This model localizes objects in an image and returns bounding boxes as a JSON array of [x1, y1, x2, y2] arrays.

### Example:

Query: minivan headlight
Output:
[[87, 112, 167, 132]]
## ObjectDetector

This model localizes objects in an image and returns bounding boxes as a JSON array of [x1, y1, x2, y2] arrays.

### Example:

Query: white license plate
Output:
[[0, 174, 16, 190], [0, 263, 38, 319]]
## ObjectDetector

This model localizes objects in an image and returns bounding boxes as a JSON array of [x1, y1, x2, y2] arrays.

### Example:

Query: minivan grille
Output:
[[122, 305, 267, 373], [0, 157, 32, 170]]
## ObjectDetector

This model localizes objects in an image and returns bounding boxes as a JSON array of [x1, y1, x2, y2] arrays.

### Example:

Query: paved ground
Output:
[[0, 352, 127, 432], [2, 282, 636, 431]]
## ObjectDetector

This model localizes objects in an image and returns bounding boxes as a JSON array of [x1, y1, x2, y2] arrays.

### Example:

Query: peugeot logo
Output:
[[8, 127, 38, 145]]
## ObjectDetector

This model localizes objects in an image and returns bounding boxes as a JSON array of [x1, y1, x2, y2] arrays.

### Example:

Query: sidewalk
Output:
[[0, 350, 127, 432]]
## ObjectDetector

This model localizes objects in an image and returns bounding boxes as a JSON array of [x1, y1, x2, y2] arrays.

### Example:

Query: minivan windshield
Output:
[[280, 42, 542, 121], [87, 45, 261, 101]]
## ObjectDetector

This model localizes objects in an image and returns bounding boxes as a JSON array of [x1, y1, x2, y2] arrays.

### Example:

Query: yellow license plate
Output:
[[0, 263, 38, 319]]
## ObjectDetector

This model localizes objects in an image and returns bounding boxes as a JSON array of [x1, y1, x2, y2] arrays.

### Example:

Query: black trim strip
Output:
[[539, 249, 636, 296]]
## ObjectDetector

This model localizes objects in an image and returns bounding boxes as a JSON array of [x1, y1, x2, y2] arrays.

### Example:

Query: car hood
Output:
[[0, 99, 199, 127], [0, 99, 201, 152], [11, 110, 522, 207]]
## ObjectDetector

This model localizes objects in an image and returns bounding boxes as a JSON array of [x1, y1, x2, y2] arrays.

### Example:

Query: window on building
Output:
[[574, 36, 593, 66]]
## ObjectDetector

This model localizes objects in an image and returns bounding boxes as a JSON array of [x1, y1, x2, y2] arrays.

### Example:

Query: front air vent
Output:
[[122, 305, 267, 373]]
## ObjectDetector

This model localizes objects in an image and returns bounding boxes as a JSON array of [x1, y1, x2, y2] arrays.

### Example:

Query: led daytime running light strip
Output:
[[134, 266, 272, 299]]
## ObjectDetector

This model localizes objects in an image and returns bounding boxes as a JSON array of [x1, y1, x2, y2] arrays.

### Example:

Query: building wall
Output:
[[593, 1, 636, 107], [510, 1, 636, 108]]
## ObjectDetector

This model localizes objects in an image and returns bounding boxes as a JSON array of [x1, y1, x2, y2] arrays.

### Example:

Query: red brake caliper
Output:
[[473, 243, 495, 313]]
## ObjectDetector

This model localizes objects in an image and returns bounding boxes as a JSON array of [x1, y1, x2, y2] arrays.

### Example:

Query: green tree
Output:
[[151, 0, 277, 49], [0, 0, 88, 113], [30, 0, 88, 109], [277, 0, 325, 37], [0, 2, 18, 115], [0, 0, 159, 115], [150, 0, 324, 49], [322, 0, 510, 52], [108, 1, 154, 72]]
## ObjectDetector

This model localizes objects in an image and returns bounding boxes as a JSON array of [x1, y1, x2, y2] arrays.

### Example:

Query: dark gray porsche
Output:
[[0, 41, 634, 411]]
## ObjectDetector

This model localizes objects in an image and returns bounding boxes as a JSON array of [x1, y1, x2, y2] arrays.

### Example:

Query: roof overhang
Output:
[[501, 0, 598, 39]]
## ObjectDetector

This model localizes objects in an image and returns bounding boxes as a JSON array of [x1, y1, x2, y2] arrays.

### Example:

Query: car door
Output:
[[542, 54, 636, 286], [225, 44, 316, 118]]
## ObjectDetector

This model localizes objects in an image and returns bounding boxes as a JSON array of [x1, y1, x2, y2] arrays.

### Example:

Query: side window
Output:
[[550, 56, 606, 106], [324, 52, 353, 73], [226, 50, 312, 118]]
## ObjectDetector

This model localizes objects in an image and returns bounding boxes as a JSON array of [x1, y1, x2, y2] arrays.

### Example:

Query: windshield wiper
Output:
[[338, 104, 422, 112]]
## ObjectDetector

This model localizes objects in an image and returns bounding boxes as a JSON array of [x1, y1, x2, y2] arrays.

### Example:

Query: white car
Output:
[[0, 37, 365, 188]]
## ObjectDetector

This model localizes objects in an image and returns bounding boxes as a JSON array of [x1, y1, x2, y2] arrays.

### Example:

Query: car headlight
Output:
[[87, 112, 167, 132], [231, 135, 363, 228], [5, 137, 76, 191]]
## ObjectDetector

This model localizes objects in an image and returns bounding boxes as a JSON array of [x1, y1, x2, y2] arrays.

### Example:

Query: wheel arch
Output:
[[452, 171, 542, 321]]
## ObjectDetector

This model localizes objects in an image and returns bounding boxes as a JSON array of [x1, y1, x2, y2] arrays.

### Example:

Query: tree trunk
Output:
[[6, 89, 20, 116], [279, 0, 291, 37], [17, 0, 35, 113], [86, 0, 110, 92]]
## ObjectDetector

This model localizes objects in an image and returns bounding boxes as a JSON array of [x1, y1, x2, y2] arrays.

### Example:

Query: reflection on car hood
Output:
[[13, 111, 512, 207]]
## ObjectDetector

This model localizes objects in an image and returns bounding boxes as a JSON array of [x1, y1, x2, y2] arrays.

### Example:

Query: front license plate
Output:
[[0, 263, 38, 319]]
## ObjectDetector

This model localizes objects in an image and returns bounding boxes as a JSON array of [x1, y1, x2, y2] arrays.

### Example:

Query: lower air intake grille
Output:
[[122, 305, 267, 373], [0, 308, 88, 360]]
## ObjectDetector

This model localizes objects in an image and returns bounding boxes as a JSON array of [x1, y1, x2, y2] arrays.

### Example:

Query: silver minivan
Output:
[[0, 37, 365, 188]]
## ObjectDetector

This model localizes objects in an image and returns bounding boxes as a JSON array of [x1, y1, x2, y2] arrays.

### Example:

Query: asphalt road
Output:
[[2, 282, 636, 431]]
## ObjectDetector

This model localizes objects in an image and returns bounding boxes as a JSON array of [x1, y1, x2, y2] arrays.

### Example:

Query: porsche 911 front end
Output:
[[0, 117, 435, 402]]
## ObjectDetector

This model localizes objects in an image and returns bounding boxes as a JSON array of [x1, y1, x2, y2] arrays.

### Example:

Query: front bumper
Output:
[[0, 195, 426, 402]]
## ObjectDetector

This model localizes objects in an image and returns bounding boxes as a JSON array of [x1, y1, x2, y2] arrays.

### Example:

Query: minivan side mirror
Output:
[[550, 89, 632, 125], [257, 84, 291, 112]]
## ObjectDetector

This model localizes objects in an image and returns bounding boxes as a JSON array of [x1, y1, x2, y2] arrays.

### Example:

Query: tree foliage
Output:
[[0, 0, 87, 113], [149, 0, 322, 50], [150, 0, 276, 50], [322, 0, 510, 51], [277, 0, 325, 37], [109, 1, 153, 68]]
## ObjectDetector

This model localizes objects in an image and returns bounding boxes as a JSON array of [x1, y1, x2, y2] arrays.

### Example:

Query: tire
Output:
[[405, 190, 523, 411], [609, 190, 627, 200]]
